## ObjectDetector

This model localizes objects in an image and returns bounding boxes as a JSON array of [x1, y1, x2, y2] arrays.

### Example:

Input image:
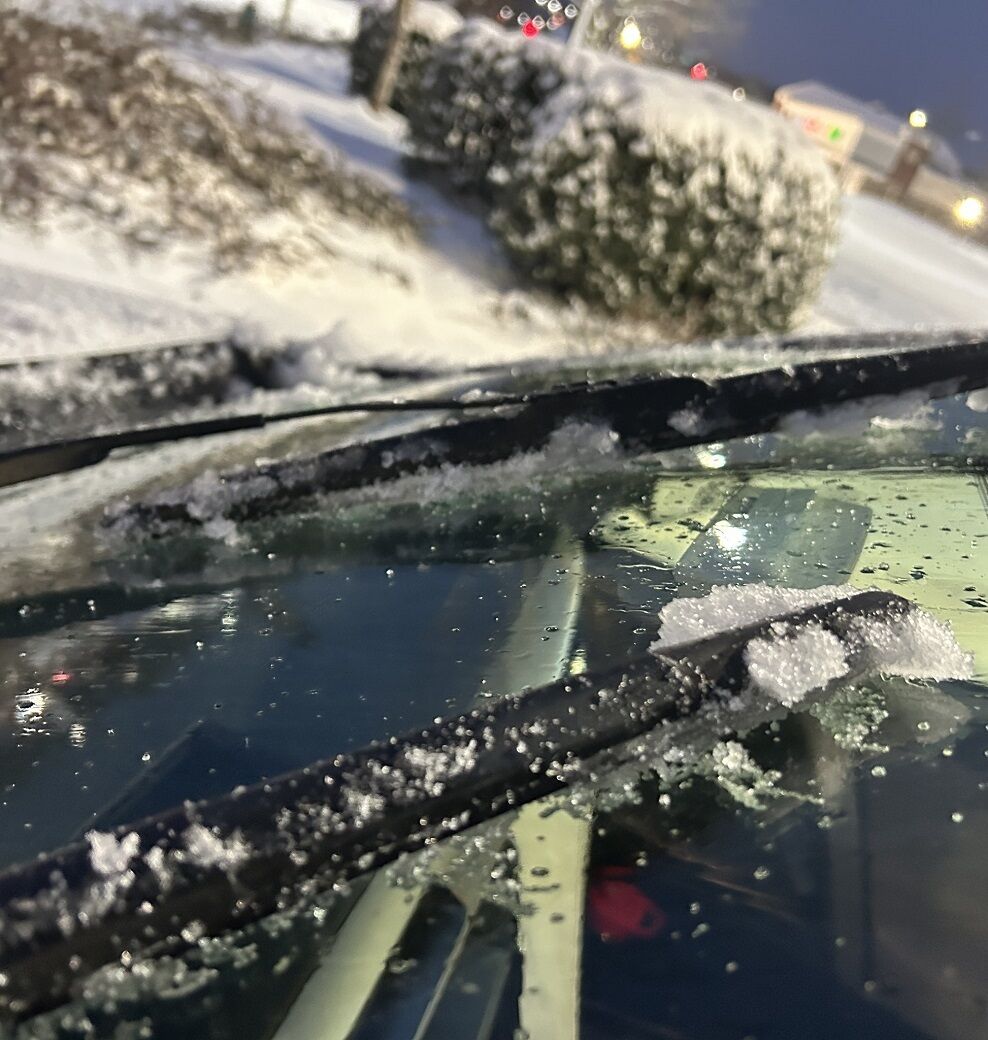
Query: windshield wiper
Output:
[[0, 590, 910, 1024], [109, 334, 988, 531]]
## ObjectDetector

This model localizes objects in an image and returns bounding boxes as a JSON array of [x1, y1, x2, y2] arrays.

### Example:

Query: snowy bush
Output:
[[490, 64, 840, 335], [406, 19, 595, 192], [0, 8, 414, 270], [349, 0, 462, 115]]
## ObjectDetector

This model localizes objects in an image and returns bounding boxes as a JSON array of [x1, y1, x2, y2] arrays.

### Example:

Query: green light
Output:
[[829, 126, 843, 141]]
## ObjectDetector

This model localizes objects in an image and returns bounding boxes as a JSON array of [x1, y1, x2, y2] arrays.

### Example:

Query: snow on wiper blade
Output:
[[1, 588, 968, 1025], [106, 336, 988, 533]]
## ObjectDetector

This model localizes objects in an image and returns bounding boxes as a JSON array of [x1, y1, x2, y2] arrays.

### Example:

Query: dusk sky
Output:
[[708, 0, 988, 173]]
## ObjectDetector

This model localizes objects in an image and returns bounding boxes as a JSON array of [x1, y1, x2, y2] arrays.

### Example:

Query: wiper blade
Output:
[[0, 590, 909, 1024], [112, 335, 988, 531], [2, 331, 985, 495]]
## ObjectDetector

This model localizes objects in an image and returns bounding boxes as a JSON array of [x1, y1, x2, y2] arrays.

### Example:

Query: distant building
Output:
[[773, 80, 985, 238], [773, 80, 961, 179]]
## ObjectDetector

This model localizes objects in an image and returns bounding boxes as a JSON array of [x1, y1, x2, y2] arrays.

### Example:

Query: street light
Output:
[[618, 17, 642, 50], [908, 109, 928, 129], [953, 195, 985, 228]]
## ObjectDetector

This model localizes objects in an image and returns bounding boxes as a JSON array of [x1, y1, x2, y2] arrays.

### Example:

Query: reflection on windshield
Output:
[[3, 450, 986, 1040]]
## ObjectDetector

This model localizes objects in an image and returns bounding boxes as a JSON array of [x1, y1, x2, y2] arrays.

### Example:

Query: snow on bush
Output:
[[406, 19, 595, 191], [490, 63, 840, 335], [349, 0, 462, 116], [0, 7, 414, 271]]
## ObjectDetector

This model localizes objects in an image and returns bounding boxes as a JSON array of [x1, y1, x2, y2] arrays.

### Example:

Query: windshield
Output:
[[2, 1, 988, 1038]]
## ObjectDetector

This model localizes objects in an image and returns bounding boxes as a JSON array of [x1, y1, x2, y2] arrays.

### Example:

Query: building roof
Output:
[[778, 80, 962, 176]]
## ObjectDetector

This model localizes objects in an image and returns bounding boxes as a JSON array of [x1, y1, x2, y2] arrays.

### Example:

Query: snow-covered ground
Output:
[[1, 31, 987, 372]]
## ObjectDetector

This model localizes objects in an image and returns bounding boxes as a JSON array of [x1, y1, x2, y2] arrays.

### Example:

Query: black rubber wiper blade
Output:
[[0, 590, 909, 1024], [111, 336, 988, 532]]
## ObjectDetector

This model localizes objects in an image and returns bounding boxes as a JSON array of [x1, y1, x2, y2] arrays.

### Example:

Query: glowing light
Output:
[[521, 18, 540, 36], [732, 87, 746, 102], [618, 18, 642, 50], [828, 126, 843, 141], [908, 108, 928, 129], [564, 3, 578, 16], [954, 195, 985, 228], [51, 670, 71, 685], [498, 4, 513, 19], [689, 62, 708, 81]]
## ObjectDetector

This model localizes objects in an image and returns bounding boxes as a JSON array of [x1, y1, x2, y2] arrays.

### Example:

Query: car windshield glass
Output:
[[2, 389, 986, 1039]]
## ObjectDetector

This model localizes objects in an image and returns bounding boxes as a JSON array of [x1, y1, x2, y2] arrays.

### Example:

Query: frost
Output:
[[744, 622, 849, 707], [702, 741, 800, 810], [810, 685, 890, 751]]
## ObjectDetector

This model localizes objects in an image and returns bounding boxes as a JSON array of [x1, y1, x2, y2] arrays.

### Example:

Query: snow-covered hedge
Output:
[[490, 65, 840, 334], [0, 7, 414, 270], [406, 19, 595, 191], [350, 0, 462, 115]]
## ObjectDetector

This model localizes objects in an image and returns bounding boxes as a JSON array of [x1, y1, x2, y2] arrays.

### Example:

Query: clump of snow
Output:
[[341, 787, 387, 823], [80, 830, 143, 923], [650, 583, 857, 652], [744, 621, 850, 707], [667, 406, 709, 436], [181, 823, 250, 871], [652, 584, 973, 699], [402, 741, 478, 797], [87, 830, 141, 877], [850, 608, 974, 681], [967, 388, 988, 412], [780, 388, 953, 438]]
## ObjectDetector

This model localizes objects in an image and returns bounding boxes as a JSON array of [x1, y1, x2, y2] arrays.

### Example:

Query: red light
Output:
[[51, 670, 71, 685], [689, 62, 708, 81], [522, 19, 540, 36]]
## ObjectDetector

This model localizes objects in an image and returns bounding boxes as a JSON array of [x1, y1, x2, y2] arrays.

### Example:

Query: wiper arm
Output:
[[2, 330, 986, 495], [112, 335, 988, 531], [0, 590, 910, 1024]]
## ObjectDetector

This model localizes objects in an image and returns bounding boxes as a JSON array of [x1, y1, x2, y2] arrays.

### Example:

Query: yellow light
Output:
[[908, 109, 928, 129], [953, 195, 985, 228], [618, 19, 642, 50]]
